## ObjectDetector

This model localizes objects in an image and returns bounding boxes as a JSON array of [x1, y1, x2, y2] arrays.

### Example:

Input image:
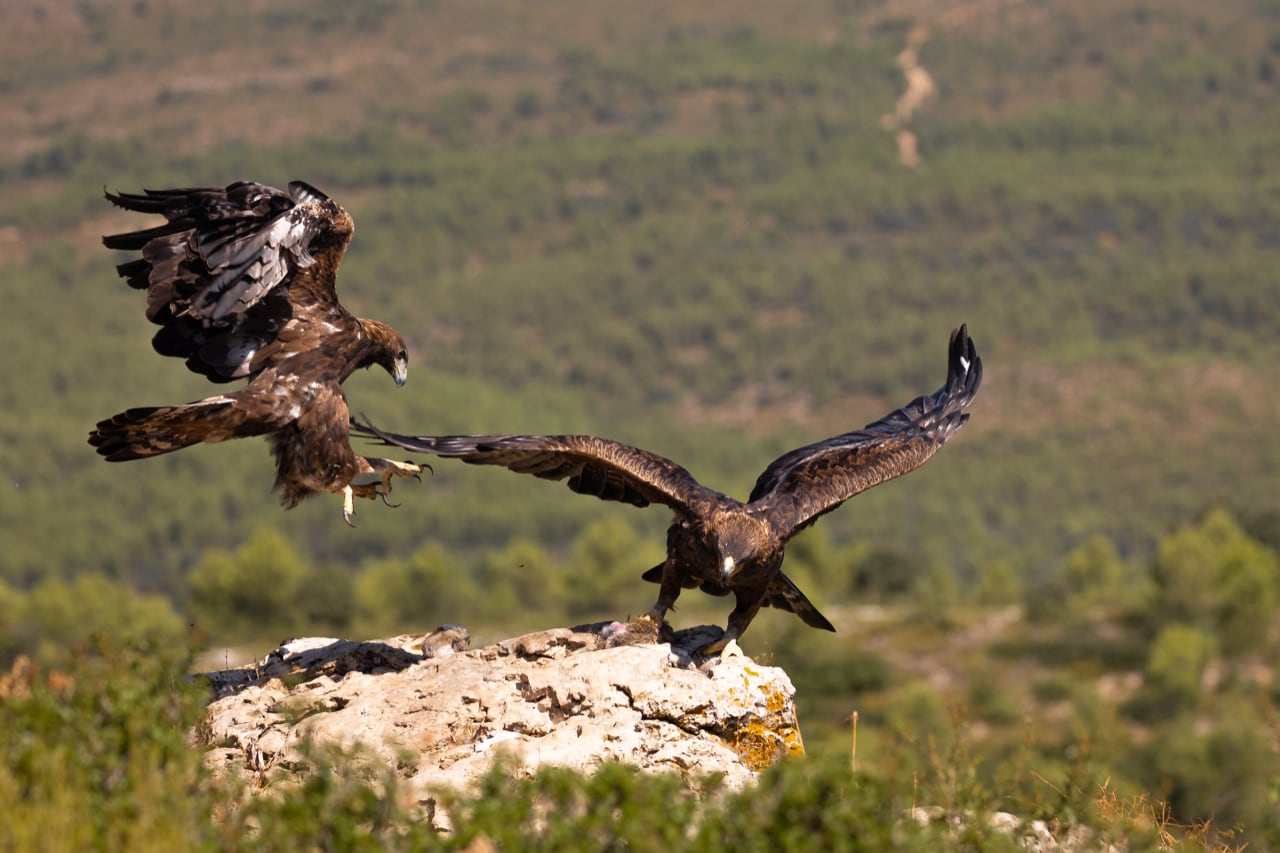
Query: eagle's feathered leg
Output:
[[698, 590, 766, 657], [641, 560, 686, 629], [615, 562, 681, 644]]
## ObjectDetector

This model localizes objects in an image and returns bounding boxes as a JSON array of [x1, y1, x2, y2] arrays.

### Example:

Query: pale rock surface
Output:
[[197, 622, 804, 807]]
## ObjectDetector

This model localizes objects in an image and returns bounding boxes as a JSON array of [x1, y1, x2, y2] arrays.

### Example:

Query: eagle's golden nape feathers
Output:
[[93, 180, 417, 523], [353, 325, 982, 653]]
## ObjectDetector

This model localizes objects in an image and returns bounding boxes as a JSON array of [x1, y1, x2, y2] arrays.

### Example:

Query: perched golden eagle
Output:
[[355, 325, 982, 653], [89, 181, 421, 524]]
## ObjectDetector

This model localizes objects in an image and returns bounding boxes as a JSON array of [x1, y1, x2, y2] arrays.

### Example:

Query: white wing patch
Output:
[[288, 181, 330, 206], [193, 201, 326, 323], [188, 395, 236, 407]]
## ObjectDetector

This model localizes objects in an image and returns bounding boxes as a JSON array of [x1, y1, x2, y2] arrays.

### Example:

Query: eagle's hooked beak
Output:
[[392, 357, 408, 388], [721, 556, 736, 586]]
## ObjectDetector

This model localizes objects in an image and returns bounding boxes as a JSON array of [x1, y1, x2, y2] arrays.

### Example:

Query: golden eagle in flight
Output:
[[355, 325, 982, 653], [89, 181, 422, 524]]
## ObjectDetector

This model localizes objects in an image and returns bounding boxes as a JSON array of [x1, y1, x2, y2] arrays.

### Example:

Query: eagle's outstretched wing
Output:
[[102, 180, 353, 383], [749, 324, 982, 539], [352, 422, 712, 512]]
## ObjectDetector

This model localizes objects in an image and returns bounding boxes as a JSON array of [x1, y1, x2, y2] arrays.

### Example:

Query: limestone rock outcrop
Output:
[[198, 622, 804, 803]]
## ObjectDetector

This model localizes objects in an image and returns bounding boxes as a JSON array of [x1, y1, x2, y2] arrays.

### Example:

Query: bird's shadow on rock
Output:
[[195, 626, 471, 700], [194, 620, 733, 701]]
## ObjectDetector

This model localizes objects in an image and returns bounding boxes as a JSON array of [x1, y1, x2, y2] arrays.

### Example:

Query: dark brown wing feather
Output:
[[750, 324, 982, 539], [352, 420, 710, 511], [102, 180, 353, 382]]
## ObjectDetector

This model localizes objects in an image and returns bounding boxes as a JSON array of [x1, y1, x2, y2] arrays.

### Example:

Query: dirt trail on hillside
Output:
[[880, 0, 1027, 167], [881, 25, 935, 167]]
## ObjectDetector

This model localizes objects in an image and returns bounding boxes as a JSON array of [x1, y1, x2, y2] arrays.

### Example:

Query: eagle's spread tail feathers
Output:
[[89, 398, 251, 461], [765, 572, 836, 632]]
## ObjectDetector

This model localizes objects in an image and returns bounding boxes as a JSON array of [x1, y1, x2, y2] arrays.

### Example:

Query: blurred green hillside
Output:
[[4, 0, 1277, 593]]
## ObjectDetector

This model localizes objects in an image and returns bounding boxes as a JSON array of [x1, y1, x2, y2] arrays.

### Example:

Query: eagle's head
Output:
[[716, 516, 766, 586], [388, 346, 408, 387], [361, 319, 409, 387]]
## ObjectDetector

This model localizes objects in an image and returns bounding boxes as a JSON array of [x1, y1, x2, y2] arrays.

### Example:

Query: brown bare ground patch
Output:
[[0, 0, 852, 162], [667, 352, 1274, 459], [978, 357, 1275, 446], [671, 382, 815, 436]]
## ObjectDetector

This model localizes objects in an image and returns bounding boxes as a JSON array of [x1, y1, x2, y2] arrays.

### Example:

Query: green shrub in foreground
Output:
[[0, 635, 1257, 852], [0, 640, 212, 853]]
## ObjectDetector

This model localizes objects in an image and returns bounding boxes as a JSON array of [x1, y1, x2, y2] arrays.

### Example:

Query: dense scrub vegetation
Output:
[[4, 506, 1277, 846], [2, 0, 1279, 845]]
